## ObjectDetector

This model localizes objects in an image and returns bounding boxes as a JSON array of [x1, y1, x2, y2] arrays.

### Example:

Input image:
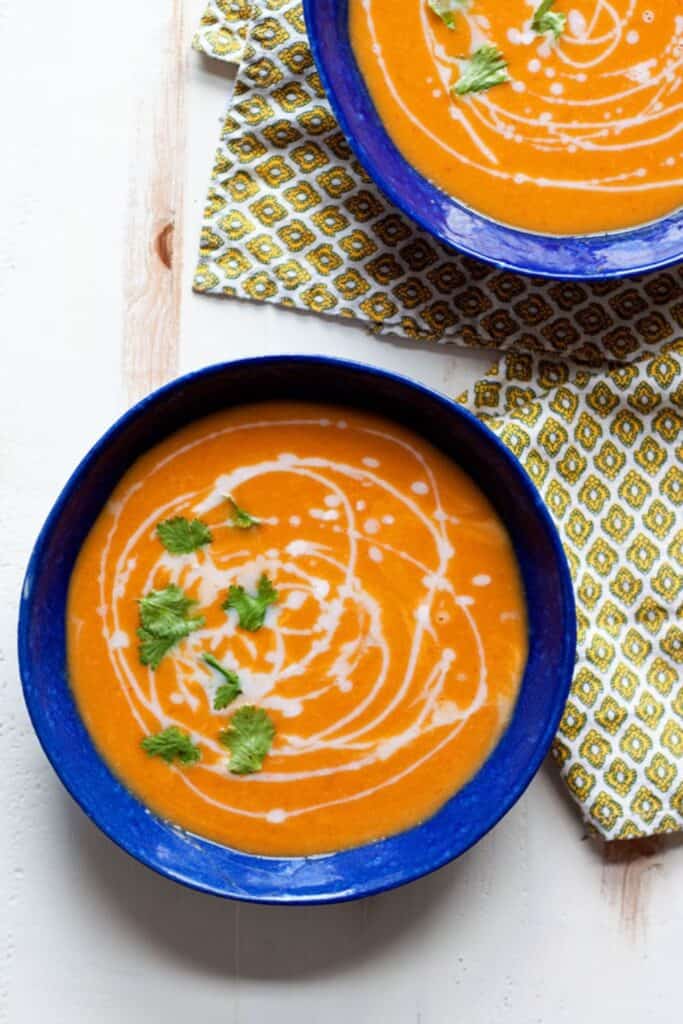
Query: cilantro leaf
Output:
[[137, 585, 205, 668], [214, 684, 241, 711], [156, 516, 213, 554], [223, 573, 278, 632], [219, 706, 276, 774], [227, 495, 261, 530], [428, 0, 469, 30], [531, 0, 566, 38], [137, 630, 178, 669], [202, 652, 242, 709], [138, 585, 202, 637], [453, 45, 510, 95], [141, 726, 201, 764]]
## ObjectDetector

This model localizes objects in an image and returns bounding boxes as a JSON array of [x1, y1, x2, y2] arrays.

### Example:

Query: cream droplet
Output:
[[110, 630, 129, 650], [266, 809, 287, 824]]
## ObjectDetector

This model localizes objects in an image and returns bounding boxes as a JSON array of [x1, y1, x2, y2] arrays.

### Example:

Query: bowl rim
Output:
[[18, 354, 576, 904], [303, 0, 683, 280]]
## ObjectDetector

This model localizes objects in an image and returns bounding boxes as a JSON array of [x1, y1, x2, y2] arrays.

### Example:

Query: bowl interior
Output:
[[19, 357, 575, 903], [303, 0, 683, 279]]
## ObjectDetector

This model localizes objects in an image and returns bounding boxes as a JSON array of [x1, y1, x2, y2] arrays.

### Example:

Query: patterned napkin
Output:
[[193, 0, 683, 839]]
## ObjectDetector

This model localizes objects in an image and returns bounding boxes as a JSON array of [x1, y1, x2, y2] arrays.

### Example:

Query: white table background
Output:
[[2, 2, 681, 1021]]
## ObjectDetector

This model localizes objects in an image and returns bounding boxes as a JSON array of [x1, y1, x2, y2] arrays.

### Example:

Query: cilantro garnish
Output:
[[531, 0, 566, 38], [227, 495, 261, 530], [137, 585, 205, 669], [202, 652, 242, 709], [141, 726, 201, 765], [156, 516, 213, 554], [453, 45, 510, 95], [223, 573, 278, 632], [219, 705, 276, 774], [428, 0, 469, 30]]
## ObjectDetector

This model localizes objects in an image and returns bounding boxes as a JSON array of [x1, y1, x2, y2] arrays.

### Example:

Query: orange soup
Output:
[[67, 403, 527, 856], [350, 0, 683, 234]]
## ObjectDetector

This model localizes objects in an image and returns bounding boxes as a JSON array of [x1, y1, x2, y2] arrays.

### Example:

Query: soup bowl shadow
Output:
[[19, 356, 576, 904], [303, 0, 683, 279], [61, 785, 475, 979]]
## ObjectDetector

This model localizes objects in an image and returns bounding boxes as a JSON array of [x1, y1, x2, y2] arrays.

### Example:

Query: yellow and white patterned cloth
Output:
[[193, 0, 683, 839]]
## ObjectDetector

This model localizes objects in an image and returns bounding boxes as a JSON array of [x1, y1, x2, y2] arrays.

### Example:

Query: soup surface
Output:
[[67, 402, 527, 856], [350, 0, 683, 234]]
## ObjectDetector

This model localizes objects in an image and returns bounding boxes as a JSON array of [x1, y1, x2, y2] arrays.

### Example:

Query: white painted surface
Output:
[[0, 2, 681, 1022]]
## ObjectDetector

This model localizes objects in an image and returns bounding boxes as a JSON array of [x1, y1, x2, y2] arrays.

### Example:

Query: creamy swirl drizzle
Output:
[[360, 0, 683, 196], [95, 417, 512, 826]]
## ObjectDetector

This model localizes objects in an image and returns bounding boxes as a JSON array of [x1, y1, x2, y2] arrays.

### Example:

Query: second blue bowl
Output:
[[303, 0, 683, 279]]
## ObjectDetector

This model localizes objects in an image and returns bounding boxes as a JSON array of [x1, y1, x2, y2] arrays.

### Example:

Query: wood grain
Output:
[[122, 0, 186, 403], [601, 837, 662, 941]]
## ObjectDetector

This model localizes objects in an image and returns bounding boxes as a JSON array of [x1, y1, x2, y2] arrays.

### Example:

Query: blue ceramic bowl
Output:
[[303, 0, 683, 279], [19, 356, 575, 904]]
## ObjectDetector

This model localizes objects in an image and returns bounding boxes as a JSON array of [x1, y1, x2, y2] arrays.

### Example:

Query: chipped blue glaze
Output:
[[18, 357, 575, 903], [303, 0, 682, 279]]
